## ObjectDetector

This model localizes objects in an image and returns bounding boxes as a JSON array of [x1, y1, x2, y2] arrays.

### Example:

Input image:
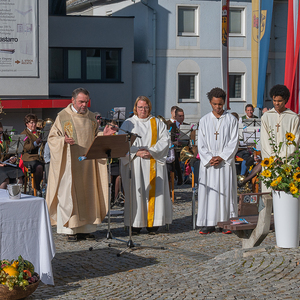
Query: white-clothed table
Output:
[[0, 190, 56, 285]]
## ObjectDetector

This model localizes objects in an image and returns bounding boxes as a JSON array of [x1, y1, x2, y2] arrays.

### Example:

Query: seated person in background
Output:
[[240, 104, 258, 122], [173, 107, 185, 185], [0, 122, 24, 189], [238, 154, 262, 187], [167, 105, 179, 125], [166, 106, 179, 183], [21, 114, 44, 195]]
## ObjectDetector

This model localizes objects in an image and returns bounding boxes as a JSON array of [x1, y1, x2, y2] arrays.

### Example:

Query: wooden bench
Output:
[[217, 193, 273, 248]]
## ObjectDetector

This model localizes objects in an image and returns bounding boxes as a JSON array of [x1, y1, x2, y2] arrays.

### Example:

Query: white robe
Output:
[[197, 111, 239, 227], [261, 108, 300, 159], [260, 108, 300, 192], [120, 115, 172, 228]]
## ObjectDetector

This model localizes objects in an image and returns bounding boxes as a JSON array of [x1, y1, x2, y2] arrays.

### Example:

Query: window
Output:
[[229, 73, 244, 100], [178, 74, 197, 102], [86, 49, 101, 80], [178, 6, 198, 36], [229, 8, 245, 36], [49, 48, 121, 83], [68, 50, 81, 79]]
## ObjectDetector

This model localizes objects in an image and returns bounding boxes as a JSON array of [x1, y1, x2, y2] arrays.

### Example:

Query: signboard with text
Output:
[[0, 0, 38, 77]]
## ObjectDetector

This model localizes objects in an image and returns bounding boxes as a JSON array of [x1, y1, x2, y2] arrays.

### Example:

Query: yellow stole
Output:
[[147, 117, 157, 227]]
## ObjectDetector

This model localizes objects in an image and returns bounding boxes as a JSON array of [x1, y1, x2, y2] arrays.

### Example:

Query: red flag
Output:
[[285, 0, 296, 111], [289, 4, 300, 113]]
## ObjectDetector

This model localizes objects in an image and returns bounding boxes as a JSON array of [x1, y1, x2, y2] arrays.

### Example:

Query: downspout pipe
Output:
[[141, 0, 156, 116]]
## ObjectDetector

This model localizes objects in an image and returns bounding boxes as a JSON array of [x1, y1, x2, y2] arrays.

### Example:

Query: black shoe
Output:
[[85, 234, 96, 240], [76, 233, 95, 241], [67, 234, 77, 242], [222, 228, 232, 234], [147, 226, 159, 235], [132, 227, 141, 235], [199, 226, 215, 235]]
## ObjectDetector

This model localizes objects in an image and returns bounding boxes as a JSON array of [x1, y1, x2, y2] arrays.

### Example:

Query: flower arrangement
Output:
[[259, 130, 300, 198]]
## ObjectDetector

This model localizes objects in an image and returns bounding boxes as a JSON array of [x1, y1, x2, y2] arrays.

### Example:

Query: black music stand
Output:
[[84, 134, 135, 246]]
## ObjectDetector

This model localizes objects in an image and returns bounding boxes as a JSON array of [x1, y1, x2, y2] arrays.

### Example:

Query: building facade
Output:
[[0, 0, 134, 133], [68, 0, 288, 124]]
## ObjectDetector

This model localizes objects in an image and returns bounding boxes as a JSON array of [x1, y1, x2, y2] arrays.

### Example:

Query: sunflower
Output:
[[261, 170, 271, 178], [270, 176, 282, 187], [249, 165, 253, 171], [290, 186, 298, 195], [296, 167, 300, 171], [284, 166, 292, 174], [286, 132, 295, 141], [261, 157, 274, 168], [293, 172, 300, 182]]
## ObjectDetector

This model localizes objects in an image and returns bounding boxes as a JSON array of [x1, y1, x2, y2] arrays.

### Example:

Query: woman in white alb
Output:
[[120, 96, 172, 234]]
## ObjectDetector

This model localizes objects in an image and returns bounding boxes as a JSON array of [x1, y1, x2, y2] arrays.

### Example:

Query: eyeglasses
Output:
[[137, 106, 150, 110], [0, 131, 3, 134], [27, 121, 36, 125]]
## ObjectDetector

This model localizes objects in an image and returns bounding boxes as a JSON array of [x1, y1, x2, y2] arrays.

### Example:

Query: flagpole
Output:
[[221, 0, 230, 110]]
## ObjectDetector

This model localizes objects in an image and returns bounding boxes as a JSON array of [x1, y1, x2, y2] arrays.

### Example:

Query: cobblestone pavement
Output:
[[28, 185, 300, 299]]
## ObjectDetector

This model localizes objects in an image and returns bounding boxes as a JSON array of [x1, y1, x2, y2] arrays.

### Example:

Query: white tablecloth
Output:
[[0, 190, 56, 285]]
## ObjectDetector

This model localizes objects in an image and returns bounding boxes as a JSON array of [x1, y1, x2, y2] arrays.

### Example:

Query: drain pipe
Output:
[[141, 0, 156, 115]]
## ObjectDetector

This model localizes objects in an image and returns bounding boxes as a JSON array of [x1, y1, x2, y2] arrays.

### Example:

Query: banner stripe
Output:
[[257, 1, 274, 109], [252, 0, 260, 108]]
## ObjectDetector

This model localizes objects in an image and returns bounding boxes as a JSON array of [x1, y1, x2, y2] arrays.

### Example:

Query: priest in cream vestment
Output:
[[46, 88, 112, 241], [120, 96, 172, 232]]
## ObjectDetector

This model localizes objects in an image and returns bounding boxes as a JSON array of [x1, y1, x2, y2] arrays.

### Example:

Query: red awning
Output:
[[0, 98, 74, 109]]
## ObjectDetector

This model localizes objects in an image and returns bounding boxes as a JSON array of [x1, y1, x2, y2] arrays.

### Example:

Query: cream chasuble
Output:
[[120, 115, 172, 228], [261, 108, 300, 159], [46, 104, 108, 231], [197, 111, 239, 227]]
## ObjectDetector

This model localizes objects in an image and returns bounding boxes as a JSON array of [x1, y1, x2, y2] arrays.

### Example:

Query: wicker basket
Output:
[[0, 280, 40, 300]]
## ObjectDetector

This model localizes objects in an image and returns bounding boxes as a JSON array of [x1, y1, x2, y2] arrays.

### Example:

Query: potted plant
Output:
[[259, 130, 300, 248]]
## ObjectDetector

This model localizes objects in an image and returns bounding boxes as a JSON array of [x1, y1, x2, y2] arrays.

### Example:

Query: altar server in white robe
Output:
[[261, 84, 300, 192], [197, 87, 239, 235], [261, 84, 300, 160], [120, 96, 172, 234]]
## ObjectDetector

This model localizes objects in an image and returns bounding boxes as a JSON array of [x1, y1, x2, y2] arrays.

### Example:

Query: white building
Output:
[[0, 0, 134, 132], [68, 0, 288, 123]]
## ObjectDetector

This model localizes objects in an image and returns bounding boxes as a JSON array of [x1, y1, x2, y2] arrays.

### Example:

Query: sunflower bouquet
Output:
[[259, 130, 300, 198]]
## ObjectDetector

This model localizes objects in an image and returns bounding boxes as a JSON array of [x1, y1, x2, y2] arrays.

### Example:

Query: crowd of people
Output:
[[1, 84, 297, 241]]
